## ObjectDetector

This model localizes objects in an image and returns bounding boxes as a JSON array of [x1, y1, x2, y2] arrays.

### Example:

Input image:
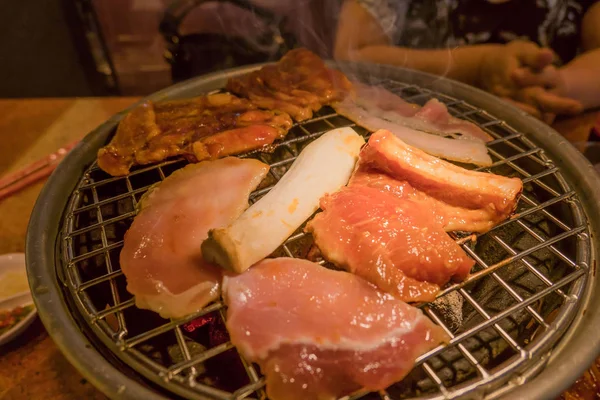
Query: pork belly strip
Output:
[[226, 48, 352, 121], [97, 93, 292, 176], [306, 185, 474, 303], [333, 99, 493, 167], [361, 130, 523, 222], [223, 258, 449, 400], [350, 82, 494, 142]]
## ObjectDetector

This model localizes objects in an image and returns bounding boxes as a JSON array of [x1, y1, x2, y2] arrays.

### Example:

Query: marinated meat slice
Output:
[[97, 93, 292, 176], [347, 81, 420, 115], [120, 157, 268, 319], [226, 48, 352, 121], [223, 258, 449, 400], [274, 48, 352, 103], [97, 101, 160, 176], [226, 75, 314, 121], [306, 186, 474, 302], [413, 98, 493, 141], [350, 166, 504, 233], [360, 130, 523, 224]]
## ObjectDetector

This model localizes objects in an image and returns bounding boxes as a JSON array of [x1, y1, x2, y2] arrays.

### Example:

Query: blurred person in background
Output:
[[334, 0, 600, 123]]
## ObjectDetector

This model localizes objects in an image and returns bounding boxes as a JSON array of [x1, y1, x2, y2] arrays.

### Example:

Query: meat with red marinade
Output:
[[306, 130, 523, 302], [359, 129, 523, 231], [307, 185, 474, 303], [97, 93, 292, 176]]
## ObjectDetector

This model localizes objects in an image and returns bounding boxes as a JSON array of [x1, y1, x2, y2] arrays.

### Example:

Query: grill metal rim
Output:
[[26, 62, 599, 400]]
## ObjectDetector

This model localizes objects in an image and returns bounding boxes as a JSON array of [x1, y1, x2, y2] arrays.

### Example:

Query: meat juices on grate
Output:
[[223, 258, 449, 400], [97, 93, 292, 176], [119, 157, 269, 319], [226, 48, 353, 121]]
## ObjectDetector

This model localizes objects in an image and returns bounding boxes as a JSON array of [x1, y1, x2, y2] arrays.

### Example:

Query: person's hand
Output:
[[501, 85, 583, 124], [481, 44, 583, 122], [502, 97, 556, 125], [478, 40, 556, 98], [516, 85, 583, 115], [511, 64, 563, 90], [501, 96, 557, 124]]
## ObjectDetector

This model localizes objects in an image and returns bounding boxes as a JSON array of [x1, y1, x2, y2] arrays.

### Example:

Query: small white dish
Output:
[[0, 253, 37, 346]]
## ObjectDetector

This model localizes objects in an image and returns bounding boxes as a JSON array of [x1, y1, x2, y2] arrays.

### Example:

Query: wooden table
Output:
[[0, 98, 137, 400], [0, 98, 597, 400]]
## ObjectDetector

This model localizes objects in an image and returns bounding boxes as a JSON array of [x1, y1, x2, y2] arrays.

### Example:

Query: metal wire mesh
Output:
[[59, 78, 590, 400]]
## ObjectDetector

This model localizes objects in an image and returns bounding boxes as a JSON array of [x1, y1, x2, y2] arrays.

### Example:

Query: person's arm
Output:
[[334, 0, 555, 92], [511, 2, 600, 111], [334, 0, 491, 86], [559, 2, 600, 109]]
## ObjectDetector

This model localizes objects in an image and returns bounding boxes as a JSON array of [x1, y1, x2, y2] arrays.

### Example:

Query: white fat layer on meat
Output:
[[231, 295, 423, 361], [241, 327, 420, 361], [334, 100, 492, 166], [133, 279, 219, 320]]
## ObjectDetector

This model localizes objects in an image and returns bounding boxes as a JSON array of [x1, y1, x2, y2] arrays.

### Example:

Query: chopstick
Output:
[[0, 140, 79, 201]]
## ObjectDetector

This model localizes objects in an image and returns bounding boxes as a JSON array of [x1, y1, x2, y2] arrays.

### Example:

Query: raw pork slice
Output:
[[350, 82, 493, 142], [306, 185, 474, 302], [333, 82, 494, 166], [120, 157, 268, 319], [359, 129, 523, 229], [223, 258, 449, 400], [334, 99, 493, 166]]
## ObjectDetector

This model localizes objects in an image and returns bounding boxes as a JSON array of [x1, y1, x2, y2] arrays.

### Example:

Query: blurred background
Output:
[[0, 0, 341, 98]]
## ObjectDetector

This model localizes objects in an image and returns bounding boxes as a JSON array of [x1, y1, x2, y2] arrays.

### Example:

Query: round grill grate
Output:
[[58, 76, 591, 400]]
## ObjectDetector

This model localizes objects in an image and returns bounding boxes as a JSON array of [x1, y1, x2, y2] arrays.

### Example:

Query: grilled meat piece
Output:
[[97, 93, 292, 176], [350, 166, 500, 233], [333, 99, 493, 167], [226, 48, 352, 121], [223, 257, 449, 400], [333, 82, 494, 166]]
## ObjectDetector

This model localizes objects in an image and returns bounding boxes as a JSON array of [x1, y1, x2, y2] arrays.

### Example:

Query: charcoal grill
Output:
[[26, 62, 600, 400]]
